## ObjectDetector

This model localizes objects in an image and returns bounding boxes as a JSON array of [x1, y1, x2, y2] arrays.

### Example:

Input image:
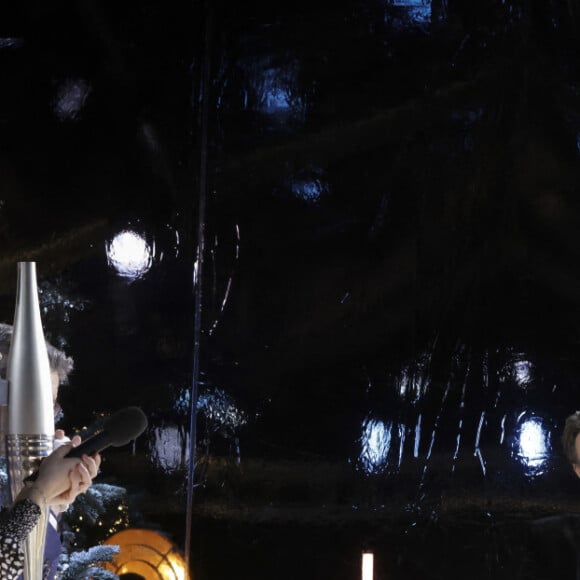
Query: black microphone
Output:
[[66, 406, 148, 458]]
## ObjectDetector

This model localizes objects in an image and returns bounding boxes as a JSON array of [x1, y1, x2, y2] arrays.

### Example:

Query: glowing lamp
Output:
[[102, 528, 190, 580], [362, 552, 374, 580]]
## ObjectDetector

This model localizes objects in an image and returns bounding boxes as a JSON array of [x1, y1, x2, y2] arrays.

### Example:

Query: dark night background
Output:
[[1, 1, 580, 578]]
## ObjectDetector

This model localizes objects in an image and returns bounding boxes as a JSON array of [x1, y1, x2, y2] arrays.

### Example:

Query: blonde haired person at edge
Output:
[[0, 324, 101, 580], [562, 411, 580, 477]]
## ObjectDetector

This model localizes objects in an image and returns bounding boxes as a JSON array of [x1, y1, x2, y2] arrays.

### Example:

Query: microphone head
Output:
[[103, 406, 148, 447]]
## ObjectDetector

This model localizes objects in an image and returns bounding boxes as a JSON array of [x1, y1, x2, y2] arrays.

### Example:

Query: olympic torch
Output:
[[6, 262, 54, 580]]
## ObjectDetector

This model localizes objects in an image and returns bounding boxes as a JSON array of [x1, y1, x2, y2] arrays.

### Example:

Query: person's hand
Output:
[[21, 444, 81, 507], [56, 452, 100, 504], [54, 429, 71, 449], [18, 438, 101, 510], [52, 433, 101, 513]]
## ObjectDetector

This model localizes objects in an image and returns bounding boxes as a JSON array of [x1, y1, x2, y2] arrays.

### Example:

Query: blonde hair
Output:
[[562, 411, 580, 465], [0, 323, 73, 384]]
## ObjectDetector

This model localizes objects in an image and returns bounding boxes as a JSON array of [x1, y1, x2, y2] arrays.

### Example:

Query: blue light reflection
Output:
[[247, 62, 304, 122], [392, 0, 432, 25], [263, 86, 291, 113], [291, 179, 328, 204], [0, 38, 23, 49], [53, 78, 91, 121]]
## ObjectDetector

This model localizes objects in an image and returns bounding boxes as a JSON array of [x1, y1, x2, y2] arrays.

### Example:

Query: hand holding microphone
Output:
[[25, 406, 148, 498], [66, 406, 148, 458], [19, 445, 97, 507]]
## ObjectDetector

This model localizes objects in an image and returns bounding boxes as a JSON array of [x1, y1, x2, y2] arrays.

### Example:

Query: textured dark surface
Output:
[[1, 1, 580, 578]]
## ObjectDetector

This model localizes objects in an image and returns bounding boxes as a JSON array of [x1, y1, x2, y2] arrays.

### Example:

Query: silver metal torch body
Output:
[[6, 262, 55, 580]]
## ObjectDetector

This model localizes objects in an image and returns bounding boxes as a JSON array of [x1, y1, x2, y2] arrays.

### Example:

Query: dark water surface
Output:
[[1, 1, 580, 578]]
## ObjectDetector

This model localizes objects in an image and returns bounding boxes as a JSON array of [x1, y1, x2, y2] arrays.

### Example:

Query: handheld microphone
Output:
[[66, 406, 148, 458]]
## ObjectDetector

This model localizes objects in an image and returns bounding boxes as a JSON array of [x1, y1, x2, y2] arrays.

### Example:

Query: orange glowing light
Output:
[[102, 528, 189, 580]]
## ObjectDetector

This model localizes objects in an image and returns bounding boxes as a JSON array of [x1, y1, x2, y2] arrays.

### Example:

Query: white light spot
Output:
[[150, 426, 189, 472], [397, 358, 429, 402], [106, 230, 153, 280], [362, 552, 374, 580], [514, 360, 532, 385], [197, 388, 247, 430], [360, 419, 392, 474], [517, 417, 549, 470]]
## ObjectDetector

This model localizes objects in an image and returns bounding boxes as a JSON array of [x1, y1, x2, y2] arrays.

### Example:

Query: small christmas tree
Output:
[[55, 545, 120, 580], [58, 482, 129, 579], [61, 483, 129, 549]]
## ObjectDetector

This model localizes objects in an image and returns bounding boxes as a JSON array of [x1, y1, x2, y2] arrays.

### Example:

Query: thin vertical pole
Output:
[[185, 0, 212, 572]]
